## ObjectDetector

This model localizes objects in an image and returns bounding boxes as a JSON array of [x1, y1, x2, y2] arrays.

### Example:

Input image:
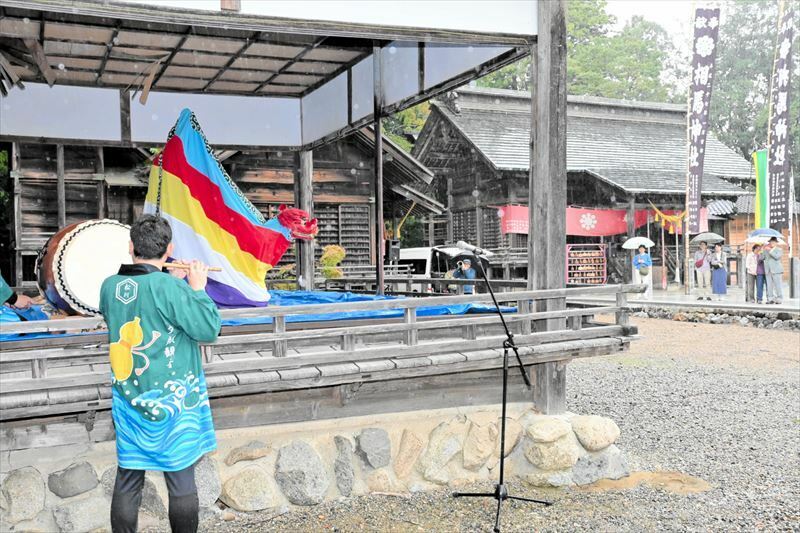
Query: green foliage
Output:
[[382, 102, 430, 152], [398, 215, 425, 247], [269, 263, 297, 291], [319, 244, 346, 279], [711, 0, 799, 187], [477, 0, 680, 102]]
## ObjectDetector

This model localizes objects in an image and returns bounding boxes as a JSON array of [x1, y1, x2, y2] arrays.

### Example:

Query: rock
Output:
[[356, 428, 391, 469], [526, 417, 571, 443], [222, 511, 236, 521], [673, 312, 687, 322], [333, 436, 355, 497], [463, 422, 499, 470], [101, 466, 167, 519], [47, 461, 98, 498], [0, 467, 45, 524], [220, 466, 276, 512], [499, 418, 523, 457], [572, 445, 630, 486], [275, 441, 330, 505], [7, 509, 58, 533], [394, 430, 425, 480], [195, 455, 222, 509], [570, 415, 621, 452], [525, 434, 582, 470], [225, 441, 270, 466], [366, 470, 392, 492], [417, 418, 469, 484], [52, 495, 109, 533], [524, 469, 574, 488]]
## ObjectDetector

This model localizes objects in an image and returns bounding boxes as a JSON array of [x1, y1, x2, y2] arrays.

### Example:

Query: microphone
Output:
[[455, 241, 494, 257]]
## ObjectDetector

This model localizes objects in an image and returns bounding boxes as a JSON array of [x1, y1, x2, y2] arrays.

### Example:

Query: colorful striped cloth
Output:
[[143, 109, 285, 307]]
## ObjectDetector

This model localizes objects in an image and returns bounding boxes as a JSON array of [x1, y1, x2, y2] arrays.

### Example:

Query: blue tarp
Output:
[[0, 290, 514, 342]]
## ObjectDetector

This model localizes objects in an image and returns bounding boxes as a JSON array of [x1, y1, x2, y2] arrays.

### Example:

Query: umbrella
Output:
[[747, 228, 783, 239], [746, 235, 786, 245], [690, 232, 724, 244], [622, 237, 655, 249]]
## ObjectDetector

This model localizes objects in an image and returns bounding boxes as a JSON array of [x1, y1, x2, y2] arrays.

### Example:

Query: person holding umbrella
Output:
[[709, 243, 727, 301], [761, 236, 784, 304], [693, 241, 712, 301], [632, 244, 653, 300]]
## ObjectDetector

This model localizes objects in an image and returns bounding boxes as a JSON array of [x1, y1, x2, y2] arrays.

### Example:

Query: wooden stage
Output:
[[0, 285, 642, 451]]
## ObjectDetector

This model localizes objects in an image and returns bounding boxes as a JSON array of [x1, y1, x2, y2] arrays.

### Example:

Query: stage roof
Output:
[[0, 0, 535, 150]]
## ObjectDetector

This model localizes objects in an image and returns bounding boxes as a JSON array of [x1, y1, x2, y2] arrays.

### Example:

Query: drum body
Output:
[[37, 219, 132, 315]]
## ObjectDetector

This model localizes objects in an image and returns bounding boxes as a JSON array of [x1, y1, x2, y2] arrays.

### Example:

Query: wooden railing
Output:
[[321, 276, 528, 294], [0, 284, 644, 420]]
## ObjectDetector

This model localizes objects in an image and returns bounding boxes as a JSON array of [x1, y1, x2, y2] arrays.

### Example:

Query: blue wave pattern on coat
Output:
[[112, 374, 216, 471]]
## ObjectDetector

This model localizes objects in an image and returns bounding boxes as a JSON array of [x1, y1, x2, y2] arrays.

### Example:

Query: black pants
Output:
[[110, 463, 199, 533]]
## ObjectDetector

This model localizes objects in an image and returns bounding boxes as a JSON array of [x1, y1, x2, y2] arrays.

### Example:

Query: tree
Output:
[[710, 0, 799, 189], [383, 102, 431, 152], [477, 0, 681, 102]]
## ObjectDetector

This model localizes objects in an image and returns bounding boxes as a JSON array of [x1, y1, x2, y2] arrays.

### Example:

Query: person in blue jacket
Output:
[[453, 258, 477, 294], [632, 244, 653, 300]]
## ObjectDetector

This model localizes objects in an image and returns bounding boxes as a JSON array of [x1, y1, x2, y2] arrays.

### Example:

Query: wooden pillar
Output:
[[529, 0, 567, 414], [627, 195, 636, 283], [427, 218, 435, 246], [96, 146, 106, 218], [56, 144, 65, 228], [373, 42, 385, 295], [294, 150, 314, 290], [12, 143, 22, 286], [446, 176, 454, 244]]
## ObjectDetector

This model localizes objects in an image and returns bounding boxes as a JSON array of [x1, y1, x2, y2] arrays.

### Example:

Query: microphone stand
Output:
[[452, 251, 552, 532]]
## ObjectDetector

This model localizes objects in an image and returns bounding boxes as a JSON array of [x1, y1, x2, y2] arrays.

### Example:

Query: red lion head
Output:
[[277, 204, 318, 241]]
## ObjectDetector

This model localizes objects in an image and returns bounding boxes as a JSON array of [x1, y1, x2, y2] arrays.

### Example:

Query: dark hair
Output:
[[130, 215, 172, 259], [769, 236, 779, 243], [638, 245, 646, 251], [752, 244, 760, 251], [698, 241, 707, 246], [714, 242, 722, 249]]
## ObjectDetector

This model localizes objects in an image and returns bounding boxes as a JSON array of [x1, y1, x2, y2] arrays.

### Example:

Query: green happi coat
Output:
[[1, 273, 14, 304], [99, 264, 221, 471]]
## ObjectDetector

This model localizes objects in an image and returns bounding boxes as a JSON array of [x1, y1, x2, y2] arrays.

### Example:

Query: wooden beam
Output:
[[120, 89, 131, 144], [253, 36, 327, 94], [97, 22, 122, 84], [529, 0, 567, 414], [22, 38, 55, 86], [150, 27, 192, 88], [295, 150, 315, 290], [56, 144, 66, 228], [373, 42, 385, 295], [202, 32, 258, 92]]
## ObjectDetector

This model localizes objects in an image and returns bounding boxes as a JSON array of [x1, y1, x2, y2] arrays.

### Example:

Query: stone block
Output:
[[225, 441, 270, 467], [570, 415, 620, 452], [275, 441, 330, 506], [524, 434, 582, 471], [366, 469, 392, 493], [195, 455, 222, 509], [52, 494, 110, 533], [526, 417, 571, 443], [524, 469, 574, 488], [393, 430, 425, 480], [0, 466, 45, 524], [418, 418, 469, 484], [463, 422, 499, 471], [572, 445, 630, 486], [333, 436, 354, 497], [48, 461, 98, 498], [356, 428, 391, 469], [220, 466, 277, 512]]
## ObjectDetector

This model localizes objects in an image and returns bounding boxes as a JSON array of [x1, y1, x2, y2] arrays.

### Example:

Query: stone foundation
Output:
[[0, 404, 628, 532], [633, 308, 800, 330]]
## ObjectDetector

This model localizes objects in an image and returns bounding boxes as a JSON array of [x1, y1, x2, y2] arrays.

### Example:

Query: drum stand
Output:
[[451, 254, 552, 532]]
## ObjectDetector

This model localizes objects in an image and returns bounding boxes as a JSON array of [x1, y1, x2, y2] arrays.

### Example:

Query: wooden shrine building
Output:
[[6, 128, 441, 287], [413, 87, 752, 280]]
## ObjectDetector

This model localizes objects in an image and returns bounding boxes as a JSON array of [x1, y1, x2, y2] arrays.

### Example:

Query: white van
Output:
[[397, 246, 488, 292]]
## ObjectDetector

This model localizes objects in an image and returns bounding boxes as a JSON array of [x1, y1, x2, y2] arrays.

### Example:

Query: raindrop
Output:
[[353, 103, 360, 110], [472, 189, 480, 198], [468, 46, 474, 52], [151, 114, 159, 121], [276, 151, 283, 157], [113, 37, 120, 45], [22, 17, 30, 24], [389, 46, 397, 55], [494, 99, 500, 105], [350, 168, 357, 175], [358, 161, 364, 168]]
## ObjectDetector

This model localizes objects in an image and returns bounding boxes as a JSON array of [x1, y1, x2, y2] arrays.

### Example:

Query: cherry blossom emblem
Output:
[[580, 213, 598, 231]]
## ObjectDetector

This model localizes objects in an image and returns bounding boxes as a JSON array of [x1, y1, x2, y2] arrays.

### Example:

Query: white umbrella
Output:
[[746, 235, 786, 245], [622, 237, 656, 249]]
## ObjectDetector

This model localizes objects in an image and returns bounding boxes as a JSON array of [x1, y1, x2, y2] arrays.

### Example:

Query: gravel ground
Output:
[[178, 317, 800, 532]]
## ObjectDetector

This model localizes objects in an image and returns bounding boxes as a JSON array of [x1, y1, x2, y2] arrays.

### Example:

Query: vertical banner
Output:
[[753, 149, 769, 228], [685, 6, 721, 233], [767, 3, 795, 230]]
